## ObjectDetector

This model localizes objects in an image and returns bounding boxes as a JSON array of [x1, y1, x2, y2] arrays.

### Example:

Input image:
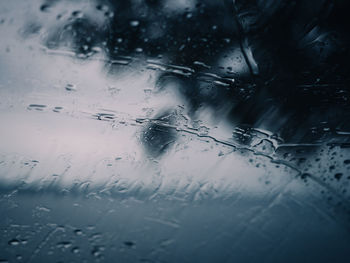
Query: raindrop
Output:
[[89, 233, 102, 240], [28, 104, 47, 111], [74, 229, 83, 236], [130, 20, 140, 27], [65, 84, 77, 91], [334, 173, 343, 180], [92, 249, 100, 257], [96, 4, 109, 12], [105, 11, 114, 18], [91, 47, 102, 53], [72, 11, 84, 19], [71, 246, 80, 254], [301, 173, 310, 180], [198, 126, 209, 136], [56, 241, 72, 249], [91, 246, 104, 257], [144, 89, 152, 95], [8, 239, 20, 246], [124, 241, 135, 248], [53, 106, 63, 113], [40, 4, 50, 12]]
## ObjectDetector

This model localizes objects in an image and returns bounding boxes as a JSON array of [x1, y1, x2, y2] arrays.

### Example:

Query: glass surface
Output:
[[0, 0, 350, 262]]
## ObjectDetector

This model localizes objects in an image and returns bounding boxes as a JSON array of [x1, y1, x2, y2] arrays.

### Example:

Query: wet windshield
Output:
[[1, 0, 350, 262]]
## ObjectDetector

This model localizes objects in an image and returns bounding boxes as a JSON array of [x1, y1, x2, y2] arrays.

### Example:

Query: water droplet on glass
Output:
[[72, 11, 84, 19], [96, 4, 109, 12], [130, 20, 140, 27], [74, 229, 83, 235], [8, 239, 20, 246], [335, 173, 343, 180], [57, 241, 72, 249], [123, 241, 135, 248], [40, 4, 50, 12], [71, 246, 80, 254], [91, 246, 104, 257], [65, 84, 77, 91]]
